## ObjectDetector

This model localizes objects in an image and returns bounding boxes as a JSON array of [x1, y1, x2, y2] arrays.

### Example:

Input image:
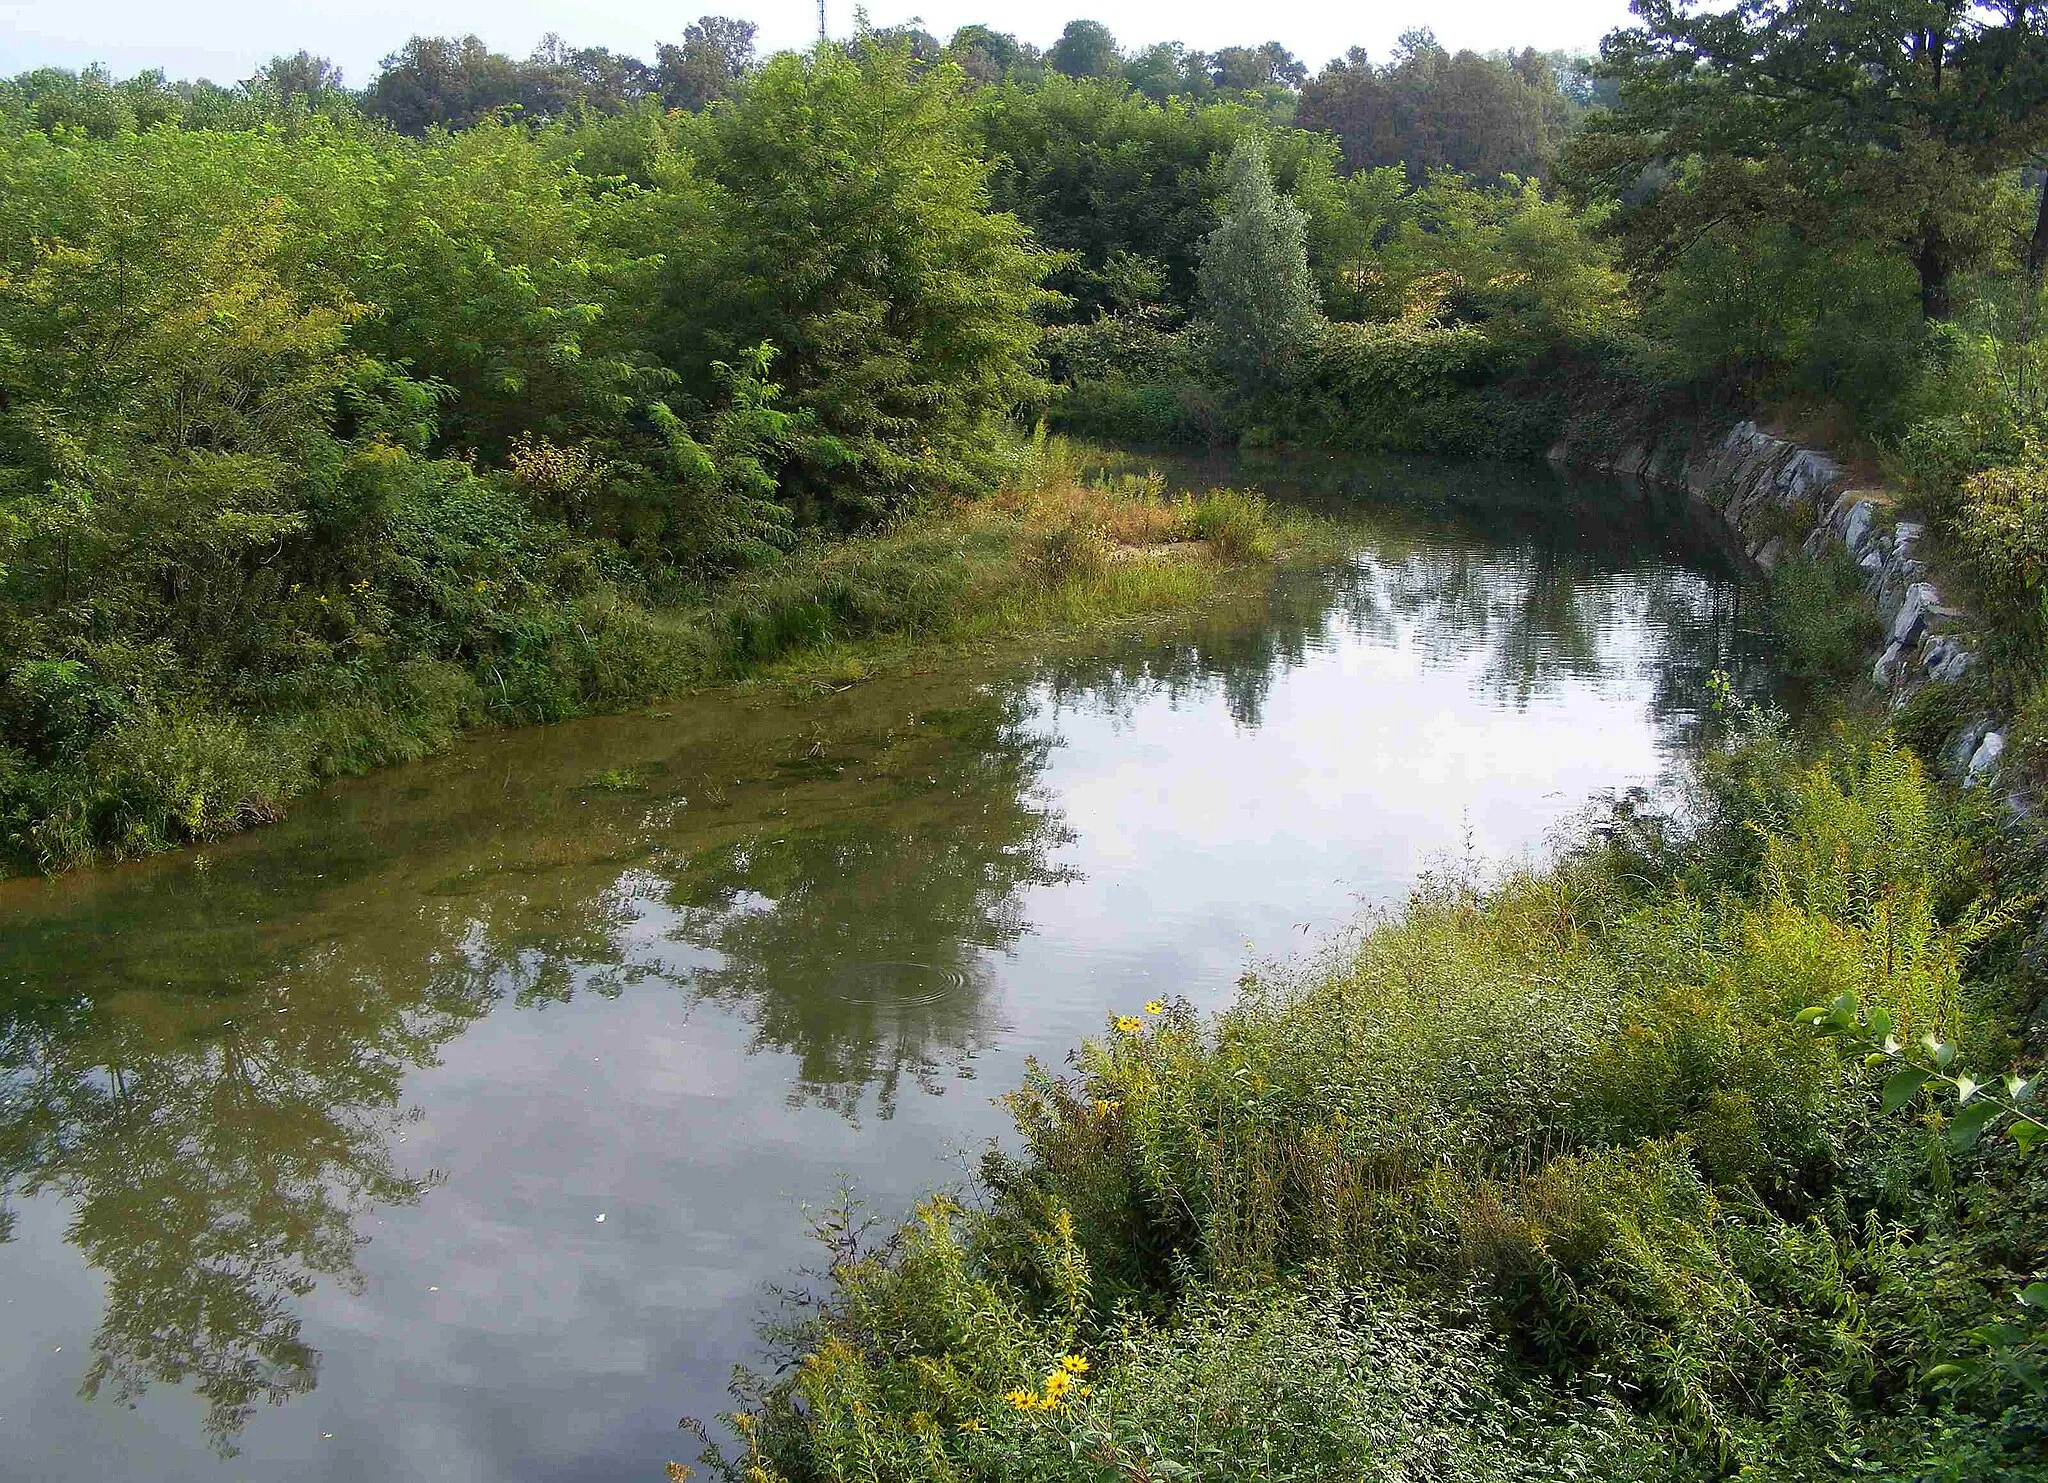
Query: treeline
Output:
[[4, 19, 1590, 172]]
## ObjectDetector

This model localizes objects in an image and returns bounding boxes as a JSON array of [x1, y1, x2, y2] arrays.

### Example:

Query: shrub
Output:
[[1766, 551, 1884, 688], [1955, 460, 2048, 631], [1177, 489, 1274, 562]]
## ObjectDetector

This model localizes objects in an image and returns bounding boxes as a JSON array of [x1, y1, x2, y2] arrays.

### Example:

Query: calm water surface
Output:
[[0, 455, 1777, 1481]]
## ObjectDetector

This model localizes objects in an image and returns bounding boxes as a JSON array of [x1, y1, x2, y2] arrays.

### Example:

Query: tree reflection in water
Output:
[[0, 458, 1778, 1456]]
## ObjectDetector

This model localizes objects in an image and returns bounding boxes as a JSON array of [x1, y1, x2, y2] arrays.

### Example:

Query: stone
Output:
[[1755, 535, 1785, 571], [1891, 582, 1938, 646], [1780, 448, 1842, 504], [1945, 718, 1995, 779], [1932, 645, 1976, 684], [1965, 731, 2006, 787], [1873, 641, 1905, 687], [1843, 501, 1877, 553]]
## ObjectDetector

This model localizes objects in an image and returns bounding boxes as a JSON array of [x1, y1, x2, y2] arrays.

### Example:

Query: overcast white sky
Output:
[[4, 1, 1637, 88]]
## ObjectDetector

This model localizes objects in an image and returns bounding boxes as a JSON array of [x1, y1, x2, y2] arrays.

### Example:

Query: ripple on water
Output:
[[819, 959, 973, 1007]]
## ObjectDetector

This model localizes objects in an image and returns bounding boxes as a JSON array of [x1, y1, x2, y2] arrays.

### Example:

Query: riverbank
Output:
[[0, 448, 1332, 877], [694, 407, 2048, 1483], [1549, 412, 2031, 810], [709, 712, 2048, 1483]]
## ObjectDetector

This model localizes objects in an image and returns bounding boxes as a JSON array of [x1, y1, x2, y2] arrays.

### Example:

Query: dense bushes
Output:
[[703, 727, 2048, 1482], [0, 43, 1061, 871]]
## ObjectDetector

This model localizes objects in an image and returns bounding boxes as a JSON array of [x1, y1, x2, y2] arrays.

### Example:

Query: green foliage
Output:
[[725, 728, 2048, 1480], [668, 40, 1057, 523], [1767, 551, 1885, 689], [1297, 31, 1586, 182], [0, 50, 1067, 872], [1572, 0, 2048, 323], [1200, 134, 1322, 398]]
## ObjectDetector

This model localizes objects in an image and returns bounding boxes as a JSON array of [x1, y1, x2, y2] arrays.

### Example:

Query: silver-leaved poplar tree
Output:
[[1198, 133, 1322, 397]]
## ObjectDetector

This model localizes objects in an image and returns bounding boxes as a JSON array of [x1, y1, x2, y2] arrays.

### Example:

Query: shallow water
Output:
[[0, 454, 1777, 1481]]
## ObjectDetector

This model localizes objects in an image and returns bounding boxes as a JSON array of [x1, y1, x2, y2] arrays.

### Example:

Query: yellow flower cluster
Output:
[[1114, 1015, 1143, 1033], [1093, 1097, 1122, 1118], [1144, 999, 1166, 1014], [1004, 1355, 1091, 1411]]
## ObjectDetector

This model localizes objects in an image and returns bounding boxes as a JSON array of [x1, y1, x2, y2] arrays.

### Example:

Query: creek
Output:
[[0, 453, 1780, 1481]]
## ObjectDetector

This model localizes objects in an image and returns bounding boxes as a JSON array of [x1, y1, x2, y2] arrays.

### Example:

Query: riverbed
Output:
[[0, 453, 1776, 1481]]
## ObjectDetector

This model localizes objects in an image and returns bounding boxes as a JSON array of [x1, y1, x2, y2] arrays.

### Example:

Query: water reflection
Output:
[[0, 459, 1780, 1470], [0, 960, 472, 1450]]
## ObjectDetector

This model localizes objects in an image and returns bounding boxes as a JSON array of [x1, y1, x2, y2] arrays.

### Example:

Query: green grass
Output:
[[693, 722, 2048, 1483]]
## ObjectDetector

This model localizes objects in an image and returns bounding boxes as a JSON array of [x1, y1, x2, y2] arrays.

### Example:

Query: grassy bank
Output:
[[0, 441, 1327, 876], [694, 712, 2048, 1483]]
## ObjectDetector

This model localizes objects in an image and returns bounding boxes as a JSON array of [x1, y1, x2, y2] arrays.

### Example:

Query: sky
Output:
[[3, 0, 1639, 88]]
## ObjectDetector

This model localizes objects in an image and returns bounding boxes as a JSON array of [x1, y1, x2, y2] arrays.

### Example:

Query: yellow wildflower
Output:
[[1042, 1371, 1073, 1400], [957, 1418, 982, 1434], [1093, 1098, 1121, 1118], [1004, 1388, 1038, 1410], [1115, 1016, 1142, 1033], [1059, 1354, 1089, 1374], [1145, 1000, 1165, 1014]]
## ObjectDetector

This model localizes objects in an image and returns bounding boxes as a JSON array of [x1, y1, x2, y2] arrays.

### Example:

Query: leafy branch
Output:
[[1796, 989, 2047, 1389], [1794, 989, 2045, 1154]]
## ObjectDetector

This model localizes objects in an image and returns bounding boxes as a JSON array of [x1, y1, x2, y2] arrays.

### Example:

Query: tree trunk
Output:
[[1916, 235, 1954, 321]]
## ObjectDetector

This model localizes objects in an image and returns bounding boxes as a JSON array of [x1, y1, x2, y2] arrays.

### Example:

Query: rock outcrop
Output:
[[1551, 419, 2014, 799]]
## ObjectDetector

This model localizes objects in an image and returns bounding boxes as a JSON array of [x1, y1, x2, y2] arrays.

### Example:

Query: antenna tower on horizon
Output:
[[817, 0, 827, 40]]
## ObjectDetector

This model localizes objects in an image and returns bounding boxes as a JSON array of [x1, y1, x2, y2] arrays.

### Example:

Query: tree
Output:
[[363, 36, 523, 134], [249, 52, 345, 105], [1048, 20, 1121, 79], [666, 41, 1055, 521], [656, 15, 758, 110], [1200, 133, 1322, 393], [520, 35, 657, 117], [1297, 35, 1578, 180], [946, 25, 1030, 84], [1211, 43, 1307, 93], [1123, 42, 1211, 102], [1573, 0, 2048, 320]]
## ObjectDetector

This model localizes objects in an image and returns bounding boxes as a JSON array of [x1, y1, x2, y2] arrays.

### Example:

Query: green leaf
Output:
[[1924, 1035, 1957, 1068], [1795, 1005, 1829, 1026], [2012, 1120, 2046, 1155], [2017, 1283, 2048, 1310], [2011, 1075, 2036, 1105], [1922, 1363, 1969, 1384], [1881, 1067, 1934, 1113], [1949, 1099, 2000, 1149], [1865, 1006, 1892, 1041], [1957, 1074, 1981, 1104]]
